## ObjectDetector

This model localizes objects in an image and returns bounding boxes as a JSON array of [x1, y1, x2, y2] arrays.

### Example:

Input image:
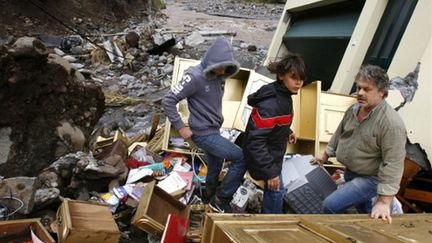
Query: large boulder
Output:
[[0, 37, 105, 177]]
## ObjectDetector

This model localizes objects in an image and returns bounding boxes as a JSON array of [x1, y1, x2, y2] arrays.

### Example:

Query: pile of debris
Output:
[[0, 1, 286, 242], [185, 0, 284, 20], [0, 37, 105, 178]]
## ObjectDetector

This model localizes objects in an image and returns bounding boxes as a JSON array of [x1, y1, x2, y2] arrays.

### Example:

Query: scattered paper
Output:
[[126, 167, 153, 184], [31, 227, 44, 243], [157, 171, 187, 194]]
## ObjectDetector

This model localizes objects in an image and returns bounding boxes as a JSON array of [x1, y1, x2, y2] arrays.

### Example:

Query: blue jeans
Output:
[[192, 133, 246, 201], [262, 174, 284, 214], [323, 170, 378, 213]]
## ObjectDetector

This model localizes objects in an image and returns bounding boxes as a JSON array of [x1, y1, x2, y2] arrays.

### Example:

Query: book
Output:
[[130, 182, 147, 201], [175, 171, 194, 191], [161, 214, 189, 243], [157, 171, 187, 195]]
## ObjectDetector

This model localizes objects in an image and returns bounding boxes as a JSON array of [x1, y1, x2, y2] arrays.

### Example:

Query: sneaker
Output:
[[209, 196, 233, 213]]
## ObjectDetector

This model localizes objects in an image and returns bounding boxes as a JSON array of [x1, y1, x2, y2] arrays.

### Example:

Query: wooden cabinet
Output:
[[56, 199, 120, 243], [202, 213, 432, 243], [287, 81, 357, 156], [161, 58, 356, 158], [132, 180, 190, 235], [0, 218, 55, 243], [162, 57, 273, 155]]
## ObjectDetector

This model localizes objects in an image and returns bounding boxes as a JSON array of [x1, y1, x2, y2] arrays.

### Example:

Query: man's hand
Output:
[[266, 176, 280, 191], [371, 195, 394, 224], [179, 127, 193, 140], [288, 132, 297, 144], [310, 152, 329, 166]]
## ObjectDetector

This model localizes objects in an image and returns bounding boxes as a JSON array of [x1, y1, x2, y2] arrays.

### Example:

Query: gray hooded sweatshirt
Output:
[[163, 36, 240, 136]]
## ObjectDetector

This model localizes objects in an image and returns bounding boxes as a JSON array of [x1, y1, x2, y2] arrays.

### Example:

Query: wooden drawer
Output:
[[56, 199, 120, 243], [0, 218, 55, 243], [132, 180, 190, 235]]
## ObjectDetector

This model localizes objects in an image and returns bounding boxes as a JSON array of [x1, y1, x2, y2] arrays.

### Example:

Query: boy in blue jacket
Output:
[[244, 53, 306, 213], [163, 36, 245, 213]]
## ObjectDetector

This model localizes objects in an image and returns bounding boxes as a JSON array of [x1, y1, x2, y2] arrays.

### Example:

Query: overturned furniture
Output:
[[56, 199, 120, 243], [162, 57, 273, 155], [132, 180, 191, 235], [397, 157, 432, 212], [0, 218, 55, 243], [202, 213, 432, 243]]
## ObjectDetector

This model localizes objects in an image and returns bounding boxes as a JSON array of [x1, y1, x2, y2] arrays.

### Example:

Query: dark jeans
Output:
[[262, 174, 284, 214], [323, 170, 378, 213], [192, 133, 246, 201]]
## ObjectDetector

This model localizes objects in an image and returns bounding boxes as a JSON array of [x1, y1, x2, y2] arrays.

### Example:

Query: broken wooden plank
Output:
[[404, 188, 432, 203], [149, 112, 161, 141]]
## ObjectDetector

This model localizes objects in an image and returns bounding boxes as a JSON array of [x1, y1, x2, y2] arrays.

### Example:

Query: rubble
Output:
[[0, 37, 105, 178], [0, 177, 39, 215], [0, 0, 329, 242]]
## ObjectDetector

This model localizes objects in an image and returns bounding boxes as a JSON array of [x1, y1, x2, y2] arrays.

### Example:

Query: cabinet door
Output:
[[319, 93, 356, 142], [233, 71, 273, 132], [319, 105, 347, 142]]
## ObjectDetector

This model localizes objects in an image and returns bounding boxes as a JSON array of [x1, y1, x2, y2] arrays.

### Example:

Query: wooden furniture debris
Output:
[[161, 214, 189, 243], [0, 218, 55, 243], [202, 213, 432, 243], [187, 204, 211, 242], [146, 126, 165, 153], [397, 158, 423, 212], [149, 112, 161, 141], [162, 57, 273, 155], [132, 180, 190, 235], [287, 81, 357, 156], [56, 199, 120, 243]]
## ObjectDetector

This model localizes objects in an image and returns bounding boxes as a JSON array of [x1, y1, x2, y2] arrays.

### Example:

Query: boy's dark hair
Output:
[[267, 53, 307, 81]]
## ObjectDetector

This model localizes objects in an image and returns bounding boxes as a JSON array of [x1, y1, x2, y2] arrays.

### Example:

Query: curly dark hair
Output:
[[267, 53, 307, 81], [355, 64, 390, 97]]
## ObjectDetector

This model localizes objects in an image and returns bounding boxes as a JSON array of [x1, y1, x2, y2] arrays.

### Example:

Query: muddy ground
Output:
[[162, 0, 280, 48]]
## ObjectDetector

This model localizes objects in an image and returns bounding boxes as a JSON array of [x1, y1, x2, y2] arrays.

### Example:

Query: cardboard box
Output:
[[132, 180, 190, 235], [56, 199, 120, 243], [0, 218, 55, 243], [162, 57, 273, 155]]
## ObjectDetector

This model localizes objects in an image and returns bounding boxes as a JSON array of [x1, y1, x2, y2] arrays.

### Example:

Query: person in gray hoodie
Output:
[[162, 36, 245, 213]]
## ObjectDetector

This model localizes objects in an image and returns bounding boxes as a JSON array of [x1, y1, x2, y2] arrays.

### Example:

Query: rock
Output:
[[55, 121, 86, 158], [70, 62, 85, 69], [0, 44, 105, 177], [53, 48, 65, 56], [184, 31, 205, 47], [0, 177, 39, 214], [247, 44, 257, 52], [0, 127, 13, 165], [119, 74, 136, 84], [126, 31, 140, 48], [162, 64, 173, 74], [62, 55, 77, 62], [34, 188, 60, 206], [11, 37, 48, 56]]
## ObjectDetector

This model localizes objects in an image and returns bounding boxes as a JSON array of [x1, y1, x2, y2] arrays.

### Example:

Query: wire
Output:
[[0, 196, 24, 220], [27, 0, 133, 62]]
